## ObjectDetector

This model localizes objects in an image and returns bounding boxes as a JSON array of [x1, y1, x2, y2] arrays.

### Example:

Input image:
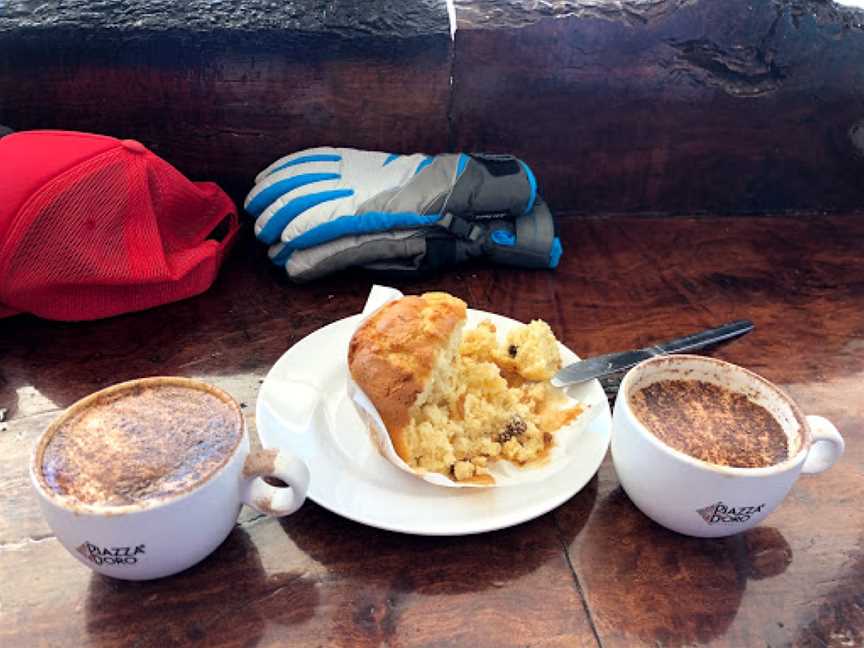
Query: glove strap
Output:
[[437, 212, 486, 242], [437, 199, 558, 269]]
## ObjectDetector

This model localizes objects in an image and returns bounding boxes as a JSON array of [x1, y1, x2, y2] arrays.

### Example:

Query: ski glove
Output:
[[244, 147, 562, 281]]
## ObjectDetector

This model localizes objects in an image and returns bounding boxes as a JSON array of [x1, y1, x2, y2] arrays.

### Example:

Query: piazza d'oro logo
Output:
[[696, 501, 766, 525], [75, 542, 146, 566]]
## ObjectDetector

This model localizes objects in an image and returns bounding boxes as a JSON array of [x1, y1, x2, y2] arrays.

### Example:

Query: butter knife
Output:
[[550, 320, 754, 388]]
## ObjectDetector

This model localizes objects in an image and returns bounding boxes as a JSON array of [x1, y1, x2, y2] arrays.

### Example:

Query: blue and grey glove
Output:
[[244, 147, 562, 281]]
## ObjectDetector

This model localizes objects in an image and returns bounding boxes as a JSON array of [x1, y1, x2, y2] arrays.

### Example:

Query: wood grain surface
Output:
[[0, 0, 452, 201], [1, 214, 863, 646], [452, 0, 864, 215], [4, 0, 864, 214]]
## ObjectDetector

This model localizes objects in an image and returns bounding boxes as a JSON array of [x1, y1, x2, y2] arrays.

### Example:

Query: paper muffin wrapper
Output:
[[347, 285, 596, 489]]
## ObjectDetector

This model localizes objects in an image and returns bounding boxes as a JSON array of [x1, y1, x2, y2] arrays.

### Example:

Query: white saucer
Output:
[[256, 310, 612, 536]]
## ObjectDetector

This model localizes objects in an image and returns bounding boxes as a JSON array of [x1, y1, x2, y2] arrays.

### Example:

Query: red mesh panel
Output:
[[0, 142, 237, 321]]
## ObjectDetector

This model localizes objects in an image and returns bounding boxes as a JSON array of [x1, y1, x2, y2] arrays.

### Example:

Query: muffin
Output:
[[348, 292, 583, 483]]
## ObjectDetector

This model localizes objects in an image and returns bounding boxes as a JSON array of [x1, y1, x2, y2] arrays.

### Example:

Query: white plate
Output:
[[256, 310, 612, 536]]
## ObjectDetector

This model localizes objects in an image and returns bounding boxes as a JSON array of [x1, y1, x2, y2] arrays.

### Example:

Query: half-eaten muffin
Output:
[[348, 292, 583, 483]]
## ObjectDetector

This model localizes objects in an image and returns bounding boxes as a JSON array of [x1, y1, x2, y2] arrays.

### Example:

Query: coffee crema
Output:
[[629, 379, 788, 468], [41, 382, 242, 506]]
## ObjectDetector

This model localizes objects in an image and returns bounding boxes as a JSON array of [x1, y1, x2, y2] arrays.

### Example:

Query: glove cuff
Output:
[[483, 198, 561, 269]]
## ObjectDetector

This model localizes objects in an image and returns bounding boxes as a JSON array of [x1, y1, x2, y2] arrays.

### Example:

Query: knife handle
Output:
[[650, 320, 754, 356]]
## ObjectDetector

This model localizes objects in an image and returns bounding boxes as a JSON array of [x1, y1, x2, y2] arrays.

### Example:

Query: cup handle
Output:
[[241, 449, 310, 516], [802, 415, 845, 475]]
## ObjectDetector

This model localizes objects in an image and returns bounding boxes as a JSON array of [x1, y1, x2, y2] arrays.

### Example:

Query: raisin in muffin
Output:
[[348, 292, 582, 483]]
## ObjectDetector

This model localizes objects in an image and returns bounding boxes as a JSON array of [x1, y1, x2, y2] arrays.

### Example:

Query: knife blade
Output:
[[550, 320, 754, 388]]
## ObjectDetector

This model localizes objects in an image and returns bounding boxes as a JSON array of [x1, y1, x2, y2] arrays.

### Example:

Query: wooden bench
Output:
[[3, 0, 863, 214]]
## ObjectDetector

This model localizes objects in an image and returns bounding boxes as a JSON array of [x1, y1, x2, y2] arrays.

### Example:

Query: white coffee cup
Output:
[[611, 355, 844, 537], [30, 377, 310, 580]]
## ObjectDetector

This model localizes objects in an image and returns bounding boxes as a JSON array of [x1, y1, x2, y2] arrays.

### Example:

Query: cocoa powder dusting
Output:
[[630, 379, 788, 468], [41, 384, 241, 505]]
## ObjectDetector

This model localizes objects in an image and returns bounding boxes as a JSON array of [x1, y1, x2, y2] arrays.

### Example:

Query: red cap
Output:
[[0, 131, 238, 321]]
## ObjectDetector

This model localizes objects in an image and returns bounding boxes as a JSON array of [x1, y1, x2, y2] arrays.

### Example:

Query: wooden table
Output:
[[2, 214, 862, 647]]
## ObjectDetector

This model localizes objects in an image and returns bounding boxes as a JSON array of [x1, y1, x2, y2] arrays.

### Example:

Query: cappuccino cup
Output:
[[611, 355, 844, 537], [30, 377, 310, 580]]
